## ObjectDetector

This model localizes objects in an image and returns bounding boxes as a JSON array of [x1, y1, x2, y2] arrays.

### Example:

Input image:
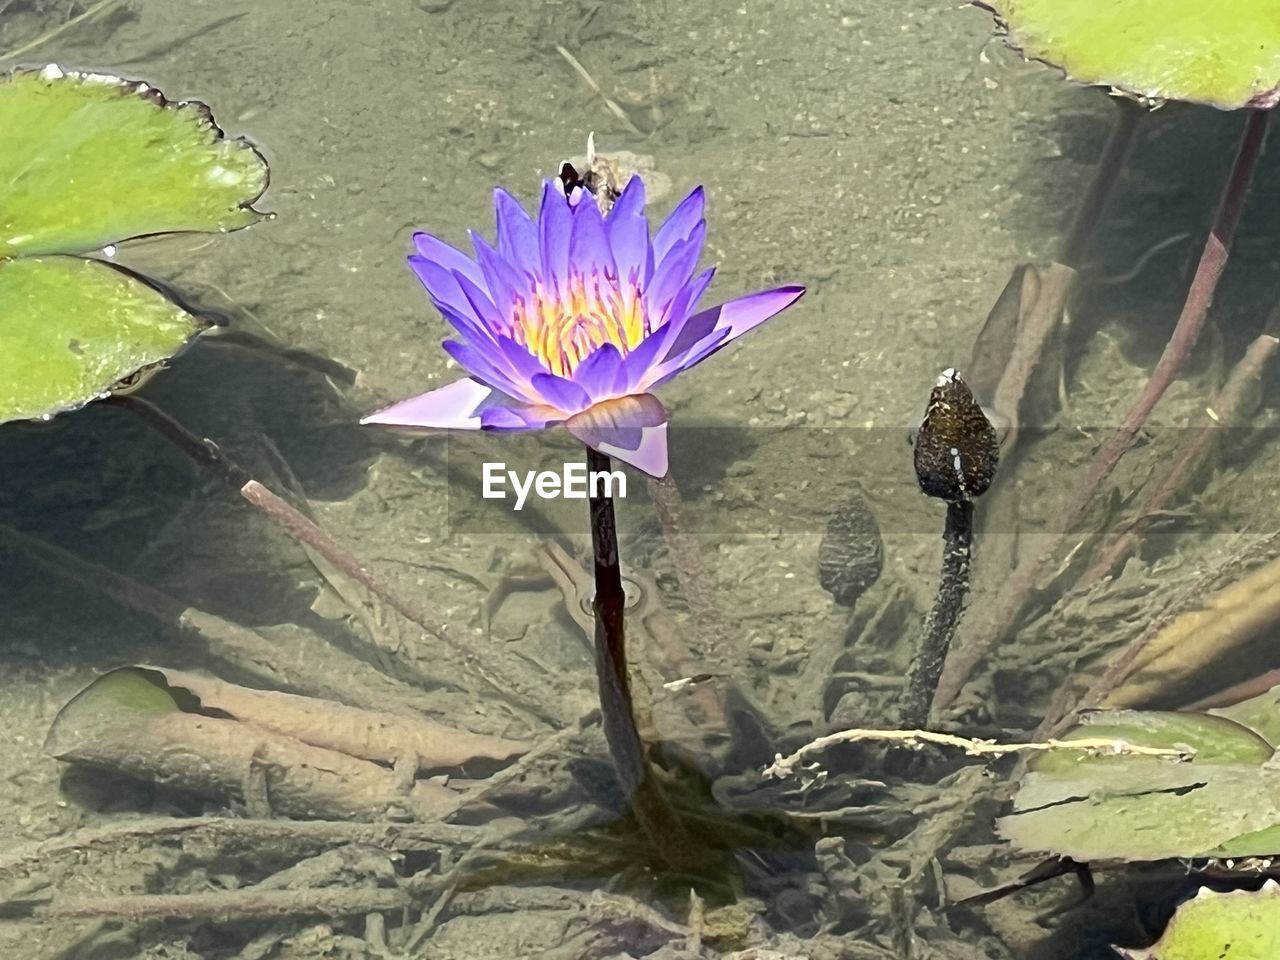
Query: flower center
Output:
[[510, 272, 648, 378]]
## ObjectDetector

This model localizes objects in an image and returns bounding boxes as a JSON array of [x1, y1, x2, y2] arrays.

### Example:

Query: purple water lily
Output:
[[361, 176, 805, 477]]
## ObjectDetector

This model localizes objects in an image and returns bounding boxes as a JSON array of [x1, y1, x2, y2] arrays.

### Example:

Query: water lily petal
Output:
[[652, 266, 716, 337], [492, 333, 553, 384], [571, 342, 625, 400], [645, 224, 706, 318], [412, 232, 485, 289], [636, 285, 805, 391], [652, 186, 705, 269], [569, 195, 616, 280], [538, 179, 572, 294], [493, 187, 540, 278], [408, 257, 492, 343], [451, 270, 507, 334], [565, 393, 669, 478], [435, 301, 498, 348], [443, 339, 533, 400], [606, 176, 650, 283], [646, 328, 731, 390], [361, 377, 494, 430], [530, 371, 593, 414], [479, 401, 564, 430], [470, 232, 524, 313], [687, 284, 806, 345]]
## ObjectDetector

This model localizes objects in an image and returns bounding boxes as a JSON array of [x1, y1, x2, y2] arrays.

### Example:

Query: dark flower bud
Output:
[[913, 368, 999, 502], [818, 492, 884, 608]]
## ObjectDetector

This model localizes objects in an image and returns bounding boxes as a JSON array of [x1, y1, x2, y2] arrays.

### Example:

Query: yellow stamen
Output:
[[509, 272, 649, 377]]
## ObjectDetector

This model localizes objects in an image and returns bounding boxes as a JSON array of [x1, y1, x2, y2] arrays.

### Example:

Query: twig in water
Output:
[[0, 887, 410, 923], [899, 369, 998, 727], [108, 393, 546, 719], [554, 44, 644, 137], [1080, 326, 1280, 587], [0, 0, 121, 61], [763, 727, 1192, 781]]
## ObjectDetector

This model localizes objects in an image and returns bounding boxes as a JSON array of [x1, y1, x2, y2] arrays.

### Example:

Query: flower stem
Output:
[[1070, 108, 1269, 516], [585, 446, 692, 864], [899, 500, 974, 728], [1058, 97, 1143, 270], [585, 446, 648, 792]]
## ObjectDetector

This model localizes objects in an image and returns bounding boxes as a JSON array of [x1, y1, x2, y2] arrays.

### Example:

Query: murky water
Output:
[[5, 1, 1280, 957]]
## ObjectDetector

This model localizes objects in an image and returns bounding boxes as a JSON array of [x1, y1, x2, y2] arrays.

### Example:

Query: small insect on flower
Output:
[[361, 176, 805, 477]]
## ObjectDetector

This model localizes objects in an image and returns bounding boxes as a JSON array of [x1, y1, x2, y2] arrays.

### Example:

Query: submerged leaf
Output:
[[0, 257, 206, 423], [0, 65, 268, 258], [1116, 881, 1280, 960], [975, 1, 1280, 110], [1000, 710, 1280, 862]]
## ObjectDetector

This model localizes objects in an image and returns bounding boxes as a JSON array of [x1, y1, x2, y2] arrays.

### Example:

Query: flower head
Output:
[[361, 176, 804, 477]]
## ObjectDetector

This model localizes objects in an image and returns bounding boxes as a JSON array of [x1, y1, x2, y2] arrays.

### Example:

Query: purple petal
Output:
[[652, 186, 705, 270], [443, 339, 533, 401], [605, 176, 650, 283], [530, 371, 593, 414], [688, 284, 806, 344], [642, 285, 806, 388], [653, 266, 715, 334], [408, 256, 491, 342], [470, 232, 524, 313], [412, 233, 485, 289], [492, 333, 554, 383], [493, 188, 540, 277], [571, 343, 625, 400], [616, 323, 672, 392], [361, 378, 494, 430], [435, 301, 498, 348], [569, 196, 615, 280], [646, 328, 731, 390], [565, 394, 669, 478], [538, 180, 572, 293], [453, 271, 507, 335], [645, 225, 706, 319], [650, 268, 720, 361], [479, 401, 564, 431]]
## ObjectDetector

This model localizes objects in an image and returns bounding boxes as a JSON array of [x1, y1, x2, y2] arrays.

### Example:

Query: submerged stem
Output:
[[932, 107, 1271, 713], [1059, 97, 1143, 270], [109, 394, 544, 719], [899, 500, 974, 728], [585, 446, 692, 863], [586, 446, 648, 793], [1070, 108, 1269, 516]]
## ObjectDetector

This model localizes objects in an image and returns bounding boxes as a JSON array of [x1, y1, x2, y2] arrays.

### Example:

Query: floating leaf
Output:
[[0, 65, 268, 426], [1213, 684, 1280, 747], [1000, 710, 1280, 862], [0, 65, 268, 259], [0, 257, 207, 423], [1116, 881, 1280, 960], [975, 1, 1280, 110]]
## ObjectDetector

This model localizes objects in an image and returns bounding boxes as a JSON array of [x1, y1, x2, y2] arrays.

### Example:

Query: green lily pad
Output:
[[1212, 684, 1280, 747], [1116, 882, 1280, 960], [0, 257, 207, 422], [0, 65, 268, 426], [0, 64, 268, 258], [975, 1, 1280, 110], [1000, 710, 1280, 862]]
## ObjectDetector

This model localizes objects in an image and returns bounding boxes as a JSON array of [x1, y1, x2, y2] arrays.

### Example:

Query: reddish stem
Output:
[[933, 108, 1271, 711], [1069, 109, 1269, 516]]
